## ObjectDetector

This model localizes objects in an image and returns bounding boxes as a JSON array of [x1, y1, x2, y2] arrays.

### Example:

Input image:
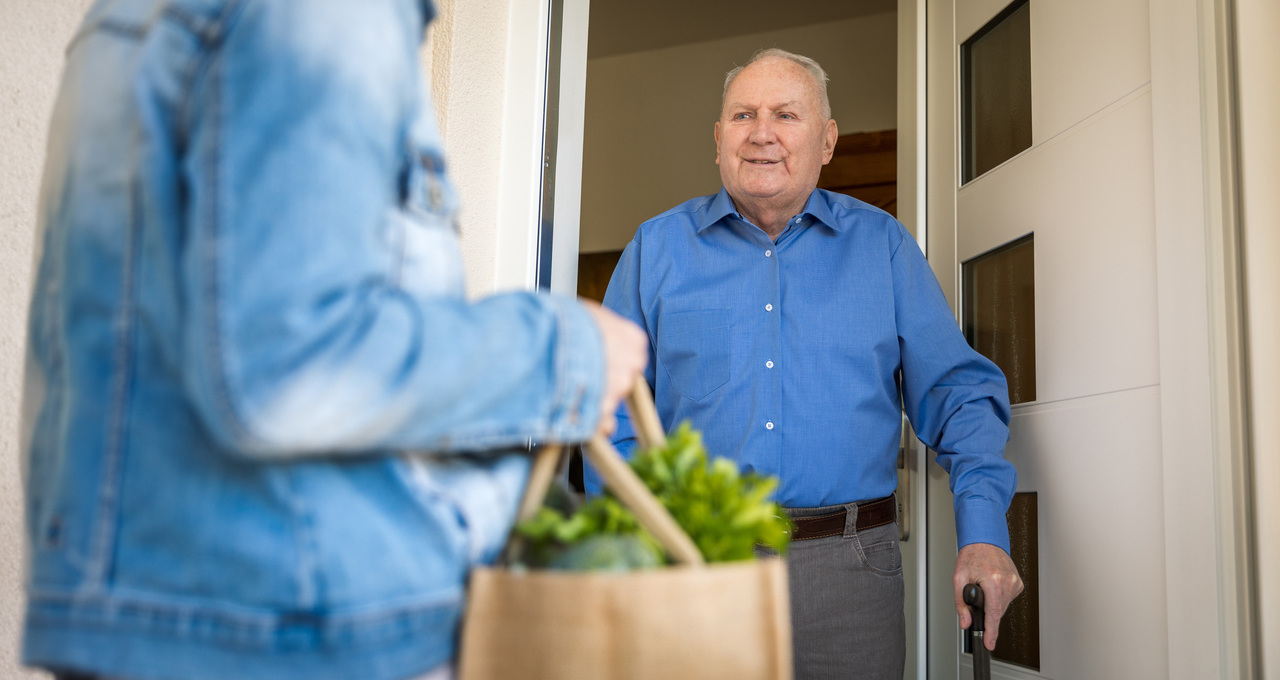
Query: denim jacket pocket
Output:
[[657, 308, 731, 401], [395, 146, 465, 297]]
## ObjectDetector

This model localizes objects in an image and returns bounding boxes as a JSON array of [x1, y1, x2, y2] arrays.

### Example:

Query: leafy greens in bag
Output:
[[514, 422, 791, 570]]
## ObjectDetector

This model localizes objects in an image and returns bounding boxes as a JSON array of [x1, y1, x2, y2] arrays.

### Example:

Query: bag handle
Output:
[[511, 379, 705, 566]]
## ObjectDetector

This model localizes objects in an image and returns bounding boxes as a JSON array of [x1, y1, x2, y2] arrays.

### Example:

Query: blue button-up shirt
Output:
[[595, 188, 1016, 551]]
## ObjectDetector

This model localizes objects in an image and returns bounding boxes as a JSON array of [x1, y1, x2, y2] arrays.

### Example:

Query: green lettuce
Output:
[[514, 422, 791, 570]]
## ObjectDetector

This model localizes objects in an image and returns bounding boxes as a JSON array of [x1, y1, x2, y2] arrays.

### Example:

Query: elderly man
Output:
[[593, 48, 1023, 678]]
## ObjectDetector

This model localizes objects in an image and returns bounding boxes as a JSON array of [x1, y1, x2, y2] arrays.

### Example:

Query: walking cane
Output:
[[963, 583, 991, 680]]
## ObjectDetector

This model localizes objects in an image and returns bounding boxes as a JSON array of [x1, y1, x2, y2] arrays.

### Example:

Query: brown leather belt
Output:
[[789, 495, 897, 541]]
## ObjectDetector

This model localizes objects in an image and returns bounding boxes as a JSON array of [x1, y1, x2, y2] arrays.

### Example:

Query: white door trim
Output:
[[1235, 0, 1280, 669], [1151, 0, 1257, 677], [490, 0, 551, 293], [491, 0, 588, 297], [545, 0, 590, 296], [897, 2, 930, 678]]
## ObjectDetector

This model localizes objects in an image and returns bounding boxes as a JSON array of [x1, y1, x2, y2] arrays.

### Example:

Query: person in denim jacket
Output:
[[19, 1, 647, 679]]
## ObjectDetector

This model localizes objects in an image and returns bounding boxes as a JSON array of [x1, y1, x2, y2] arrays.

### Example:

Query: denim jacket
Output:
[[21, 1, 604, 678]]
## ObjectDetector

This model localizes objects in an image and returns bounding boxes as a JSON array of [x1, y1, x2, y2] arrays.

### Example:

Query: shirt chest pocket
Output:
[[656, 308, 732, 401]]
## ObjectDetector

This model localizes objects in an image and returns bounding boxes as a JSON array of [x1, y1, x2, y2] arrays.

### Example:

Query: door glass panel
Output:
[[963, 234, 1035, 404], [962, 0, 1032, 183]]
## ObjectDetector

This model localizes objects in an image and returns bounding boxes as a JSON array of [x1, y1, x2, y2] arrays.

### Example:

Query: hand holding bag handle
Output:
[[510, 378, 705, 566]]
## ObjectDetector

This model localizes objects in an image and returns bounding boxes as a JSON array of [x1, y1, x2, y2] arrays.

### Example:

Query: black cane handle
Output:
[[963, 583, 986, 633], [964, 582, 991, 680]]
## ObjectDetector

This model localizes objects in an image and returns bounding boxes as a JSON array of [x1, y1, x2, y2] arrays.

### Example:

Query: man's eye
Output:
[[778, 113, 796, 120], [733, 113, 751, 120]]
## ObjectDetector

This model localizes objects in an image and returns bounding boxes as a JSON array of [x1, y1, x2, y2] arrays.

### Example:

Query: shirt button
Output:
[[766, 360, 774, 369], [765, 249, 773, 258], [765, 303, 773, 312], [766, 421, 775, 430]]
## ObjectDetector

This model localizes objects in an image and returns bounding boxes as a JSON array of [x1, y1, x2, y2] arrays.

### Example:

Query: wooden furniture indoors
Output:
[[817, 129, 898, 216]]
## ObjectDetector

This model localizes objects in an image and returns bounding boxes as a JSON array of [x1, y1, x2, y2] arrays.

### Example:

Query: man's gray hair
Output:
[[721, 48, 832, 120]]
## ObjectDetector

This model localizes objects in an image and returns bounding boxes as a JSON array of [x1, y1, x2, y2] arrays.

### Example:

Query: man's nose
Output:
[[748, 117, 776, 144]]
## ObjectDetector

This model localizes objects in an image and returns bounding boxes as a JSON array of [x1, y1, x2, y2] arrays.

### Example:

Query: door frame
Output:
[[508, 0, 1265, 676], [529, 0, 937, 676], [1235, 0, 1280, 670], [1150, 0, 1257, 676], [493, 0, 589, 296], [897, 2, 930, 678]]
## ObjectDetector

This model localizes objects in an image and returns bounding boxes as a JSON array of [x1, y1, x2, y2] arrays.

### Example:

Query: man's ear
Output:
[[714, 121, 722, 164], [822, 118, 838, 164]]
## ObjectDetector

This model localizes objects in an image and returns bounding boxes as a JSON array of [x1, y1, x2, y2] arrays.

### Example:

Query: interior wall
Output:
[[580, 12, 898, 254]]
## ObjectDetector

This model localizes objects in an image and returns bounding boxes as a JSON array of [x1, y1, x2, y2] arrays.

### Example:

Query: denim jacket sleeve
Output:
[[179, 0, 604, 457]]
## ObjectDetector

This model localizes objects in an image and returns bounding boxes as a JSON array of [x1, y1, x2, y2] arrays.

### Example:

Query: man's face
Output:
[[715, 57, 837, 216]]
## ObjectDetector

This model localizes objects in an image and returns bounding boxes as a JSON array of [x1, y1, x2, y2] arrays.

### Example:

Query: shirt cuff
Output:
[[543, 294, 606, 443], [954, 495, 1012, 554]]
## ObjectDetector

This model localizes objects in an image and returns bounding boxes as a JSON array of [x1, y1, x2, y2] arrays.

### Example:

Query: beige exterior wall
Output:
[[428, 0, 524, 297], [1, 3, 94, 677], [579, 13, 898, 254]]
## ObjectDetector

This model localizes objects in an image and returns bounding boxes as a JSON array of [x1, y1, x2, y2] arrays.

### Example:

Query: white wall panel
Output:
[[956, 0, 1016, 44], [958, 0, 1151, 160], [957, 90, 1159, 405], [1029, 0, 1151, 146], [1004, 387, 1169, 679]]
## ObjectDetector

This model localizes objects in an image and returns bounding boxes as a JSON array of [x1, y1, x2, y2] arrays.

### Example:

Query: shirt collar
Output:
[[697, 187, 845, 234], [697, 188, 740, 233], [802, 189, 844, 232]]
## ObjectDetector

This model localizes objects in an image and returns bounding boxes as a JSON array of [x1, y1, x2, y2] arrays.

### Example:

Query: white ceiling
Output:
[[586, 0, 898, 59]]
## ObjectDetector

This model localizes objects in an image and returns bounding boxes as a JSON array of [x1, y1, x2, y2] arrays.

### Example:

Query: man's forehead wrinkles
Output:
[[725, 99, 804, 112]]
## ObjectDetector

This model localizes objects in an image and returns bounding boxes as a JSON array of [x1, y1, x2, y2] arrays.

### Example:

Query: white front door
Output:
[[923, 0, 1172, 677], [540, 0, 1258, 676]]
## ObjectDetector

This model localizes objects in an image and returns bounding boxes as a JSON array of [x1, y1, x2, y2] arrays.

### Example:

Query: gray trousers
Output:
[[785, 502, 906, 680]]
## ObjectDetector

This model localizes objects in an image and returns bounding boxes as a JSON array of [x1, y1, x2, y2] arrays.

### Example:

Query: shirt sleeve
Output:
[[890, 224, 1017, 552], [179, 0, 604, 458]]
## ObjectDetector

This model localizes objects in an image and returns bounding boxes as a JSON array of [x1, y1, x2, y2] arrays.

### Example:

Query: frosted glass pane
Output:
[[962, 0, 1032, 183], [963, 235, 1036, 404]]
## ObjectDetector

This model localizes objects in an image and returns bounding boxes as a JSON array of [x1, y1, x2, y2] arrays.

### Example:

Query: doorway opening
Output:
[[573, 0, 901, 484], [568, 2, 921, 677]]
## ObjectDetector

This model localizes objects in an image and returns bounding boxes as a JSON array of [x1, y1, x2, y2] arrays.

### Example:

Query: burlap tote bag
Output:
[[458, 380, 792, 680]]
